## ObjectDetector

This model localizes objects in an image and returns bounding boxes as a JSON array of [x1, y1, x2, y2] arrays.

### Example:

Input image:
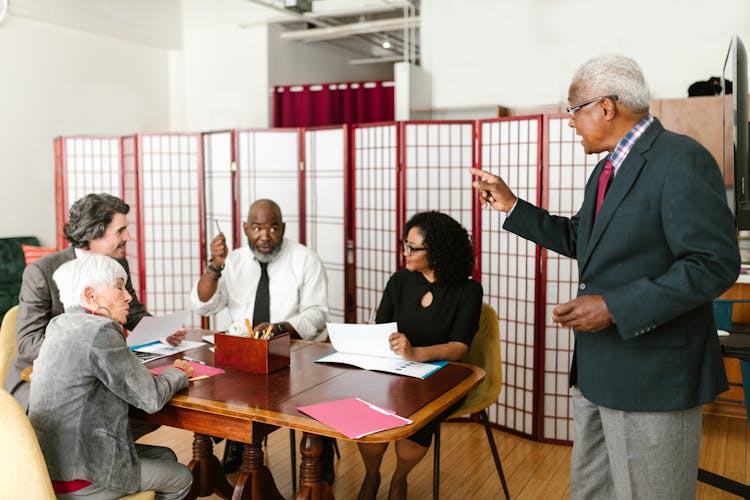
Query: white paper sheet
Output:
[[319, 322, 450, 379], [325, 322, 399, 359], [126, 310, 189, 347], [132, 340, 206, 363]]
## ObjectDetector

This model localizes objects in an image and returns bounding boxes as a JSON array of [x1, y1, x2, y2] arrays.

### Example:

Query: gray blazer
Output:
[[28, 307, 187, 494], [504, 119, 740, 411], [3, 247, 149, 411]]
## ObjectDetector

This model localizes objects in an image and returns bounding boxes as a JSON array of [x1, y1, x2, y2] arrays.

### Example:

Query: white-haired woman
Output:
[[28, 253, 194, 500]]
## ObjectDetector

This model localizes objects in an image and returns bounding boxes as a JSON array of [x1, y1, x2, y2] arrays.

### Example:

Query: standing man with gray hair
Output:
[[4, 193, 185, 413], [472, 55, 739, 498]]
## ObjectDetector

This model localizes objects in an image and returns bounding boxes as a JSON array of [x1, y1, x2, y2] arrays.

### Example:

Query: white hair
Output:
[[53, 253, 127, 309], [572, 55, 650, 114]]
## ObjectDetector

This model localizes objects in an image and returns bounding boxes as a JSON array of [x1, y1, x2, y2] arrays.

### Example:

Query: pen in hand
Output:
[[183, 356, 206, 365], [214, 219, 223, 235]]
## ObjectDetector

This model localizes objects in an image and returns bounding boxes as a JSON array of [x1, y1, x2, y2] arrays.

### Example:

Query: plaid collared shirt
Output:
[[608, 114, 654, 175]]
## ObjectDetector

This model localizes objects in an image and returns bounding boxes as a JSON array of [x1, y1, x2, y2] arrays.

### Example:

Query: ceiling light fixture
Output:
[[382, 36, 392, 49]]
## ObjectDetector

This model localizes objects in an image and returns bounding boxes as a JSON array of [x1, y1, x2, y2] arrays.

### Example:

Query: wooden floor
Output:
[[138, 412, 749, 499]]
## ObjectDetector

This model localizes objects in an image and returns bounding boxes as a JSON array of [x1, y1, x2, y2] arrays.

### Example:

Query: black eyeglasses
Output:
[[566, 95, 619, 118], [403, 241, 427, 256]]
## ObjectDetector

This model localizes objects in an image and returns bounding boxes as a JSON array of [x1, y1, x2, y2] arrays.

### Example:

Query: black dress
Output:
[[376, 269, 483, 446]]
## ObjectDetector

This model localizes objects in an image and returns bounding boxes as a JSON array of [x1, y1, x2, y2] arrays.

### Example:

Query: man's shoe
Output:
[[222, 440, 244, 474], [320, 437, 335, 486]]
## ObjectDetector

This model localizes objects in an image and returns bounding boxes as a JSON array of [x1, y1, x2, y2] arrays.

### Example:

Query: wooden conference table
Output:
[[134, 332, 485, 500]]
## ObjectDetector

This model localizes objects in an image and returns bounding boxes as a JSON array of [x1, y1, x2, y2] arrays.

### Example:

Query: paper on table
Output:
[[127, 310, 189, 347], [326, 322, 399, 358], [132, 340, 205, 358], [149, 361, 224, 379], [297, 397, 412, 439], [320, 322, 449, 379]]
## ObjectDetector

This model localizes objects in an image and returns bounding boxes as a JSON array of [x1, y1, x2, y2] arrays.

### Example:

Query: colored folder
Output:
[[149, 361, 224, 381], [298, 397, 413, 439]]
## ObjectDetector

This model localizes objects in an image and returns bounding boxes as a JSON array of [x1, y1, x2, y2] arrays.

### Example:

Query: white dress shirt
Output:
[[190, 238, 329, 341]]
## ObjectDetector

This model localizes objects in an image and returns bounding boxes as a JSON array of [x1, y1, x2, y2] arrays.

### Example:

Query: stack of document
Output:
[[298, 397, 412, 439], [316, 322, 449, 379], [127, 310, 205, 363]]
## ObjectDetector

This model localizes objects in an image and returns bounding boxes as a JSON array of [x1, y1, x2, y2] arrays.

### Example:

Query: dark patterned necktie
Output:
[[252, 262, 270, 326]]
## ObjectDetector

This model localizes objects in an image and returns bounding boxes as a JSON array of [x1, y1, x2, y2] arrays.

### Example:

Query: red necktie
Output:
[[595, 159, 614, 217]]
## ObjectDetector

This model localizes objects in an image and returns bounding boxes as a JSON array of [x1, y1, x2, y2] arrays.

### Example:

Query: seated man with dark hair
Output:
[[4, 192, 185, 416]]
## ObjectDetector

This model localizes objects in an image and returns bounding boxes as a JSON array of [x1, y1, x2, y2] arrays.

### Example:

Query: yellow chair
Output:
[[0, 387, 155, 500], [0, 305, 18, 385], [432, 302, 510, 499]]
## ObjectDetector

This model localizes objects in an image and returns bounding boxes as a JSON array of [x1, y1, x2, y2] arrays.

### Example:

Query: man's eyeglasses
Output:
[[566, 95, 619, 118], [403, 241, 427, 256]]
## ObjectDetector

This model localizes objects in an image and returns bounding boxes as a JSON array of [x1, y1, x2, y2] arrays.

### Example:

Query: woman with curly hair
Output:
[[357, 211, 483, 500]]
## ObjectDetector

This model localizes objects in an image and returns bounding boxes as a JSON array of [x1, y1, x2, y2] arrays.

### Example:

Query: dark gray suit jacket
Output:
[[3, 246, 149, 410], [504, 119, 740, 411]]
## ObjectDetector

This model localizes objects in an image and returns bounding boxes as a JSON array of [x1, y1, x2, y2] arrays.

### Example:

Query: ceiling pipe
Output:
[[279, 16, 419, 43]]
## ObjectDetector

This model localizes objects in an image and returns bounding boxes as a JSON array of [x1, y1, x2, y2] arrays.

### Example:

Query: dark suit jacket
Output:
[[504, 119, 740, 411], [3, 246, 149, 411]]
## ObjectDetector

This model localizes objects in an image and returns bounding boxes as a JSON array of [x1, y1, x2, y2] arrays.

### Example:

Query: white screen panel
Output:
[[63, 136, 121, 213], [237, 130, 301, 242], [138, 134, 203, 328], [402, 122, 474, 233], [305, 127, 346, 324], [541, 116, 606, 442], [202, 131, 234, 331], [353, 124, 398, 323], [479, 117, 541, 438]]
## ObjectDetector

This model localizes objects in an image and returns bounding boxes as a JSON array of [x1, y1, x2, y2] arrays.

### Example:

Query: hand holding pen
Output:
[[209, 219, 228, 268]]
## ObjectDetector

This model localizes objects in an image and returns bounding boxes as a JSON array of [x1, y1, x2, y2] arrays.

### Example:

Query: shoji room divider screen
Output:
[[540, 115, 606, 443], [477, 116, 543, 439], [54, 116, 600, 444], [54, 136, 123, 249], [304, 126, 348, 324], [351, 123, 399, 324], [124, 134, 204, 328]]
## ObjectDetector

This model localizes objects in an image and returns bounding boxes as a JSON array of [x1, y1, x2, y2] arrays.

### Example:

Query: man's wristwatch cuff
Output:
[[207, 262, 225, 273]]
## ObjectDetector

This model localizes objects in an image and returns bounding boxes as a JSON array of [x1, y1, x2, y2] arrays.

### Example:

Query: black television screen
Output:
[[723, 34, 750, 229]]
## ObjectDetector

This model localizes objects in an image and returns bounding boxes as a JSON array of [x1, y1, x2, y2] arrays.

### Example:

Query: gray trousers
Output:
[[57, 444, 193, 500], [570, 386, 702, 500]]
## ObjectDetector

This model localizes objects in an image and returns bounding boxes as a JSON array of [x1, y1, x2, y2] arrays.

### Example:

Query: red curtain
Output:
[[273, 81, 394, 127]]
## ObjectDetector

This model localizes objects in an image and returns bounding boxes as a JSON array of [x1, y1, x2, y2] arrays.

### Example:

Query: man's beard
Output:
[[249, 238, 283, 263]]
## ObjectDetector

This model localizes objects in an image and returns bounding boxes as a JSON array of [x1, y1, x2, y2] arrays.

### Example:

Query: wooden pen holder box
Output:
[[213, 332, 290, 374]]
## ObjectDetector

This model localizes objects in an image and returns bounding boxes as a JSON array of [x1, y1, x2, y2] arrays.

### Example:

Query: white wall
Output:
[[7, 0, 182, 49], [421, 0, 750, 109], [268, 23, 392, 87], [0, 15, 172, 245], [172, 0, 275, 131]]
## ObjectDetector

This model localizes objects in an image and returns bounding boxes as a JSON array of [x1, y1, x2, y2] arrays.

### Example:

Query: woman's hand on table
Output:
[[172, 359, 194, 377]]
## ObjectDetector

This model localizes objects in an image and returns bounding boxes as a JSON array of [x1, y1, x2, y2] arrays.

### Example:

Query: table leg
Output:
[[185, 433, 234, 499], [295, 432, 334, 500], [232, 423, 284, 500]]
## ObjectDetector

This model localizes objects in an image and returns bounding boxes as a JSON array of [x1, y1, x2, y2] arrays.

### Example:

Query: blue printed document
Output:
[[317, 322, 449, 379]]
